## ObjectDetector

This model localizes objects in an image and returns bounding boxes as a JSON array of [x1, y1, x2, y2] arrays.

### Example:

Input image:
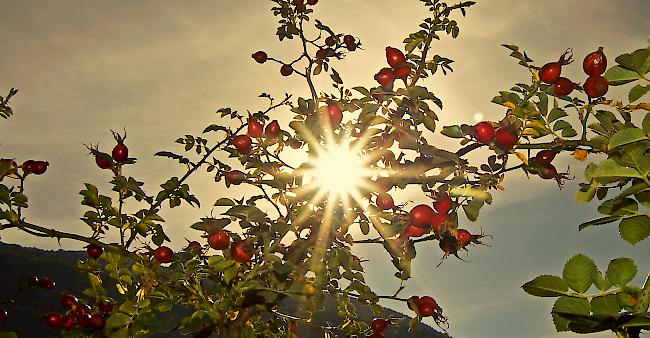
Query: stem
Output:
[[408, 30, 434, 87], [298, 18, 318, 101]]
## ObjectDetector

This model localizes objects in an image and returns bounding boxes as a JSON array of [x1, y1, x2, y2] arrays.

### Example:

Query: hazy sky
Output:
[[1, 1, 649, 337]]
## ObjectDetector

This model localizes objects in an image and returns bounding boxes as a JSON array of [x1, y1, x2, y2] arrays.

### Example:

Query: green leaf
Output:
[[591, 270, 612, 291], [552, 296, 591, 332], [604, 66, 641, 86], [0, 333, 18, 338], [590, 295, 621, 316], [214, 198, 235, 207], [579, 216, 620, 230], [224, 205, 268, 223], [629, 84, 650, 103], [608, 128, 647, 150], [619, 215, 650, 244], [591, 158, 642, 179], [606, 258, 637, 287], [619, 314, 650, 328], [643, 113, 650, 136], [440, 125, 464, 138], [562, 254, 597, 293], [522, 275, 569, 297], [547, 107, 568, 123], [462, 199, 484, 222], [575, 183, 597, 203], [615, 48, 650, 73], [106, 313, 131, 329]]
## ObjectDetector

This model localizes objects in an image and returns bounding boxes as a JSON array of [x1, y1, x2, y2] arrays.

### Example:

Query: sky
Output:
[[1, 1, 649, 337]]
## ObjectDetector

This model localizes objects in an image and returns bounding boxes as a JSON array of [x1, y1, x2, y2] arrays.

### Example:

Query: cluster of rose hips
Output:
[[525, 148, 569, 185], [88, 130, 129, 170], [0, 276, 57, 324], [1, 158, 50, 180], [539, 47, 608, 99], [473, 121, 518, 151], [225, 118, 284, 185], [28, 275, 56, 289], [251, 1, 360, 79], [21, 159, 49, 175], [375, 47, 411, 88], [150, 229, 255, 265], [43, 293, 113, 331]]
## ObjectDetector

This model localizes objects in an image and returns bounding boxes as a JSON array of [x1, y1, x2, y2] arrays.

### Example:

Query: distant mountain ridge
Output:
[[0, 242, 450, 337]]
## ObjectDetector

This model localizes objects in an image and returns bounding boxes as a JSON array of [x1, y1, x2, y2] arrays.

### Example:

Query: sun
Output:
[[310, 142, 370, 199]]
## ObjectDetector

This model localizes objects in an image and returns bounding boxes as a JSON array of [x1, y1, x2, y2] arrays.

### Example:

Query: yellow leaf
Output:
[[572, 149, 588, 161], [514, 151, 529, 165], [532, 68, 540, 83], [116, 283, 127, 294], [504, 101, 516, 110], [227, 310, 239, 321], [522, 128, 540, 137]]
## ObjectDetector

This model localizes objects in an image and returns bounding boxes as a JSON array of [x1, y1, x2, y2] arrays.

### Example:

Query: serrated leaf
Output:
[[591, 270, 612, 291], [606, 258, 637, 287], [615, 48, 650, 73], [552, 296, 591, 332], [562, 254, 597, 293], [619, 215, 650, 244], [522, 275, 569, 297], [547, 107, 568, 123], [604, 66, 641, 86], [629, 84, 650, 103], [590, 295, 621, 315], [608, 128, 647, 150], [592, 158, 642, 179]]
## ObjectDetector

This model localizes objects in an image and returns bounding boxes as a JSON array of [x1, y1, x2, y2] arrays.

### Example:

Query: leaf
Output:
[[562, 254, 597, 293], [440, 125, 464, 138], [591, 270, 612, 291], [224, 205, 268, 223], [522, 275, 569, 297], [578, 216, 620, 230], [106, 313, 131, 329], [462, 199, 484, 222], [619, 315, 650, 328], [606, 258, 637, 287], [619, 215, 650, 244], [590, 295, 621, 316], [214, 198, 235, 207], [608, 128, 647, 150], [604, 66, 641, 86], [615, 48, 650, 73], [0, 333, 18, 338], [591, 158, 642, 179], [643, 113, 650, 136], [547, 107, 568, 123], [552, 296, 591, 332], [629, 84, 650, 103]]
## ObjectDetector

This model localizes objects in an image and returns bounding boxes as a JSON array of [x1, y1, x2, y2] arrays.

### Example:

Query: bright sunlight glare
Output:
[[311, 143, 370, 199]]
